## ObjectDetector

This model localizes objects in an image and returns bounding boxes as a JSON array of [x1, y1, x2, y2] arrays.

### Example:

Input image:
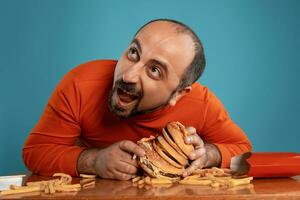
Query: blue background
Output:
[[0, 0, 299, 175]]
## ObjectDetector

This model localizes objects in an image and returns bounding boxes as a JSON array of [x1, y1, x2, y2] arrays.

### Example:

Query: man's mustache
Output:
[[115, 79, 142, 97]]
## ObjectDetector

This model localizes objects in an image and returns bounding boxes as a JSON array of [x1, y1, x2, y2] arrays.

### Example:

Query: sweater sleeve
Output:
[[22, 69, 85, 176], [201, 92, 252, 168]]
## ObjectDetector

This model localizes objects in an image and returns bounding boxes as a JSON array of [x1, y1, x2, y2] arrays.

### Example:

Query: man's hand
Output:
[[182, 127, 221, 177], [77, 140, 145, 180]]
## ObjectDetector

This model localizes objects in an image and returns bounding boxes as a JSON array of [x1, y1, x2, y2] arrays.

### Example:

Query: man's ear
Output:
[[168, 86, 192, 106]]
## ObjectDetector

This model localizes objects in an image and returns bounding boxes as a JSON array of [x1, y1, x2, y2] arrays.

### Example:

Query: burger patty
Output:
[[140, 157, 181, 179]]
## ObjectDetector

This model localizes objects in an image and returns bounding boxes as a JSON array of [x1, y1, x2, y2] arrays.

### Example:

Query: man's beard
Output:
[[108, 79, 174, 119]]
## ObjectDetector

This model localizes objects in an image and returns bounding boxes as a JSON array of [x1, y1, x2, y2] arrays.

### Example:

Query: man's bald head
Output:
[[134, 19, 206, 89]]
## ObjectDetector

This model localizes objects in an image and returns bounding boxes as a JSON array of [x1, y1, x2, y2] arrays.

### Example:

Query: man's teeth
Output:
[[121, 89, 138, 97], [117, 89, 139, 103]]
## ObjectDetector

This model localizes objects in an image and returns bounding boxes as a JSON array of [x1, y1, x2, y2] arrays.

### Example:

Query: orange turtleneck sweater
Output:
[[23, 60, 251, 176]]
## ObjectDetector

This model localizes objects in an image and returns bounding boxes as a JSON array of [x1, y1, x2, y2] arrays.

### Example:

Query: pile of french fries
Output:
[[0, 173, 96, 196], [132, 175, 173, 189], [132, 167, 253, 189]]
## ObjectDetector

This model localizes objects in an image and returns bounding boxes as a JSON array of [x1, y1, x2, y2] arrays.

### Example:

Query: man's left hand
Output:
[[182, 127, 221, 177]]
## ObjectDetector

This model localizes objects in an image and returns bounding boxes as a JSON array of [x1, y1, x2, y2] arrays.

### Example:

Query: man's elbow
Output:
[[22, 147, 33, 172], [243, 139, 253, 152]]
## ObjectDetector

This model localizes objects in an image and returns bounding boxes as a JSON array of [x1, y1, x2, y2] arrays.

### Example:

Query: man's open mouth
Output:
[[116, 88, 139, 107]]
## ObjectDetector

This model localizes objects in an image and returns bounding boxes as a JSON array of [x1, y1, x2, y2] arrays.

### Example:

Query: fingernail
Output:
[[187, 127, 196, 134], [189, 152, 195, 159], [185, 137, 190, 143], [140, 150, 145, 156]]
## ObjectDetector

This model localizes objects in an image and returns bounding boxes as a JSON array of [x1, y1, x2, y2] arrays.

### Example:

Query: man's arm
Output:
[[77, 149, 98, 175], [23, 70, 84, 176], [182, 90, 251, 176], [200, 92, 252, 168], [204, 143, 221, 167]]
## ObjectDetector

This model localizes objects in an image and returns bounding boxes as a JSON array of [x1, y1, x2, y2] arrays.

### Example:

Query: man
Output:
[[23, 19, 251, 180]]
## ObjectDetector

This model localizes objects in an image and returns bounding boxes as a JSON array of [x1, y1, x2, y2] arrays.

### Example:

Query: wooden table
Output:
[[1, 175, 300, 200]]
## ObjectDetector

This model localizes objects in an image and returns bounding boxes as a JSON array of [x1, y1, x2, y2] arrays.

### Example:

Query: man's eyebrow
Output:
[[131, 38, 142, 54]]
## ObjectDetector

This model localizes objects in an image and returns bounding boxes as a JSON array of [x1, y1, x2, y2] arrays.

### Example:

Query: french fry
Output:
[[150, 178, 172, 185], [227, 183, 254, 191], [27, 179, 57, 186], [132, 176, 141, 183], [53, 183, 81, 192], [182, 174, 201, 180], [54, 187, 80, 192], [192, 169, 206, 176], [211, 181, 220, 188], [0, 172, 89, 196], [40, 182, 46, 191], [179, 179, 212, 185], [9, 185, 36, 190], [44, 184, 50, 194], [80, 178, 95, 185], [53, 173, 72, 184], [58, 184, 81, 189], [215, 172, 232, 177], [228, 177, 253, 187], [79, 174, 97, 179], [137, 179, 145, 185], [0, 186, 40, 195], [48, 182, 55, 194], [82, 181, 95, 188], [181, 167, 253, 188], [132, 167, 253, 189], [144, 176, 152, 185]]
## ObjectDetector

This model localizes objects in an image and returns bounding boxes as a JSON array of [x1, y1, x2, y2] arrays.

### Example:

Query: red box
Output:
[[231, 152, 300, 178]]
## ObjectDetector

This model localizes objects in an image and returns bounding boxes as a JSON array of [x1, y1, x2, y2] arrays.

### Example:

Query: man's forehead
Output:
[[136, 21, 179, 41], [133, 21, 194, 55], [130, 22, 194, 84], [132, 21, 194, 59]]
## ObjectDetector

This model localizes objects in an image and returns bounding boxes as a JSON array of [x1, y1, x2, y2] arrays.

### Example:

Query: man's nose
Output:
[[122, 63, 143, 83]]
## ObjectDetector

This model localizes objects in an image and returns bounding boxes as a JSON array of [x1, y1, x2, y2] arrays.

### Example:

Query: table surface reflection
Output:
[[0, 175, 300, 200]]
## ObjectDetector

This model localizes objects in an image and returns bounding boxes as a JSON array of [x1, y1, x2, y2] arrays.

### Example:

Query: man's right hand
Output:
[[77, 140, 145, 180]]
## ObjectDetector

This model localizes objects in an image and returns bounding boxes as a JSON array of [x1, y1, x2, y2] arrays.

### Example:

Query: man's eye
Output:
[[127, 47, 139, 61], [148, 65, 162, 79]]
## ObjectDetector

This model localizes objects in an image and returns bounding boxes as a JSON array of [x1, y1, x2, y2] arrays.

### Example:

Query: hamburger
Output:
[[137, 121, 194, 181]]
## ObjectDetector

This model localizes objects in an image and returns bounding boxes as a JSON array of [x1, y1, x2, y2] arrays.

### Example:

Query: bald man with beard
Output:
[[23, 19, 252, 180]]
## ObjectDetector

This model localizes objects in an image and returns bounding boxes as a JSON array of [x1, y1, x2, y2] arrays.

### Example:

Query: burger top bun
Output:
[[164, 121, 194, 157], [155, 135, 188, 167], [162, 128, 188, 159]]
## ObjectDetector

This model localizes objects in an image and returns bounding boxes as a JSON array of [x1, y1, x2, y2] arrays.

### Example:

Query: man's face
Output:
[[109, 22, 195, 118]]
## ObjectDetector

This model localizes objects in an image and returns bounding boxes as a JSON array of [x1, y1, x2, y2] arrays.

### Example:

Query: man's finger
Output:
[[188, 147, 206, 160], [117, 161, 138, 175], [119, 140, 145, 157], [113, 170, 132, 181], [186, 126, 196, 135], [118, 150, 139, 167], [182, 159, 202, 177], [185, 134, 204, 148], [182, 155, 207, 177]]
